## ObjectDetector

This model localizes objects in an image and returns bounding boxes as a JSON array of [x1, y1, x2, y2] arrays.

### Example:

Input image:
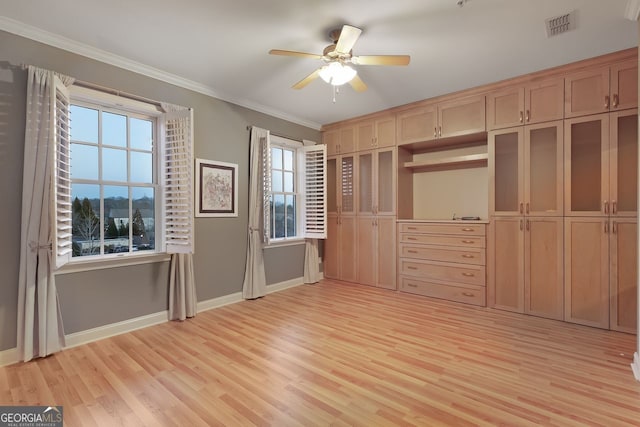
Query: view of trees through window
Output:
[[70, 103, 156, 258], [270, 146, 296, 240]]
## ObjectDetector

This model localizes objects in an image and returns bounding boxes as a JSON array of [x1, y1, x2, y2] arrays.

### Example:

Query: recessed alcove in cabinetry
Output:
[[398, 140, 489, 221]]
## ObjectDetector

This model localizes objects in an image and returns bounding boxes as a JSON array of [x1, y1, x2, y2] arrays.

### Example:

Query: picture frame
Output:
[[195, 158, 238, 217]]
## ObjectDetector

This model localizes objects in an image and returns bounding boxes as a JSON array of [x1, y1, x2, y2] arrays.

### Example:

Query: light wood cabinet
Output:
[[397, 95, 485, 147], [398, 221, 487, 306], [356, 116, 396, 151], [610, 218, 637, 333], [323, 125, 355, 156], [357, 148, 396, 216], [489, 121, 563, 217], [486, 78, 564, 130], [565, 110, 637, 217], [564, 217, 610, 329], [488, 217, 564, 320], [324, 154, 357, 282], [357, 216, 396, 289], [564, 60, 637, 118]]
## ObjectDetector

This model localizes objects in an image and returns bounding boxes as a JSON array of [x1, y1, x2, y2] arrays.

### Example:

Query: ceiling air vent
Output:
[[545, 11, 576, 37]]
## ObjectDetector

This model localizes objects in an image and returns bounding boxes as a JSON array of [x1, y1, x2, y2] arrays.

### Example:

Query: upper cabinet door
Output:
[[525, 78, 564, 124], [609, 109, 638, 217], [339, 125, 356, 154], [486, 87, 525, 131], [323, 129, 339, 156], [356, 121, 375, 152], [564, 67, 610, 118], [375, 116, 396, 148], [396, 106, 437, 145], [524, 121, 564, 216], [610, 60, 638, 111], [438, 95, 486, 138], [489, 127, 524, 216], [564, 114, 610, 216]]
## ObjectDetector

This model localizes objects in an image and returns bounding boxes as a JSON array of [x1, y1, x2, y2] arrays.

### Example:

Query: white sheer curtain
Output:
[[161, 102, 197, 321], [303, 239, 320, 284], [17, 66, 74, 362], [242, 126, 268, 299]]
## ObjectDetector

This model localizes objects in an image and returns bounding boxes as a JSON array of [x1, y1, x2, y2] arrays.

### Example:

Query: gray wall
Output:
[[0, 30, 320, 349]]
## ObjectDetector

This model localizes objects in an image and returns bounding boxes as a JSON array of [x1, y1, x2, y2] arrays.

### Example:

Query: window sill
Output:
[[55, 252, 171, 275], [263, 239, 306, 249]]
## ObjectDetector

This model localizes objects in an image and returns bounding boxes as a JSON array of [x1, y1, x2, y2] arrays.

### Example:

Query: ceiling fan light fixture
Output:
[[318, 62, 357, 86]]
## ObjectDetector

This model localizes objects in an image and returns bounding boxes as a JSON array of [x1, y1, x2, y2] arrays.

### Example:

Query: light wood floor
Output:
[[1, 279, 639, 426]]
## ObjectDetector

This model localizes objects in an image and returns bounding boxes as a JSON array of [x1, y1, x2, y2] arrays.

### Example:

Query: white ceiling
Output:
[[1, 0, 638, 129]]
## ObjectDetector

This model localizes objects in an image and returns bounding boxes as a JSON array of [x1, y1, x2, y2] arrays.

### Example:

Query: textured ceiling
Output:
[[1, 0, 638, 128]]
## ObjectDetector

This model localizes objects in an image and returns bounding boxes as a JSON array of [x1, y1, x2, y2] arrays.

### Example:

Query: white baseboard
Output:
[[64, 310, 169, 349], [0, 347, 18, 367], [0, 276, 312, 366], [632, 352, 640, 381]]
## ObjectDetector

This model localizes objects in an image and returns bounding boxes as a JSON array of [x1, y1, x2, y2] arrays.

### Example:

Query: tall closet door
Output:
[[356, 216, 376, 286], [488, 217, 524, 312], [377, 217, 396, 290], [489, 128, 524, 216], [564, 114, 609, 216], [609, 109, 638, 217], [610, 218, 637, 333], [524, 121, 563, 216], [324, 216, 339, 279]]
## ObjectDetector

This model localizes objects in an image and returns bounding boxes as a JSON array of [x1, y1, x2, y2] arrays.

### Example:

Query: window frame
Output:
[[55, 85, 193, 272]]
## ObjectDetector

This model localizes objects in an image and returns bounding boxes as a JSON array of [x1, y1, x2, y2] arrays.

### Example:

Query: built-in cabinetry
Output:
[[488, 120, 564, 320], [324, 154, 357, 282], [486, 78, 564, 130], [356, 148, 397, 289], [563, 109, 638, 331], [398, 221, 487, 306], [564, 59, 637, 118], [396, 95, 485, 147], [322, 48, 637, 333]]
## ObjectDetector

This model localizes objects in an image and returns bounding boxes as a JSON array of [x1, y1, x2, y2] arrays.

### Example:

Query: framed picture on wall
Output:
[[195, 159, 238, 217]]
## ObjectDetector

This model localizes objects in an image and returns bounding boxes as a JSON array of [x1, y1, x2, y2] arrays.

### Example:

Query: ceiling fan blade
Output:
[[349, 74, 367, 92], [353, 55, 411, 66], [335, 25, 362, 54], [269, 49, 322, 59], [292, 69, 321, 89]]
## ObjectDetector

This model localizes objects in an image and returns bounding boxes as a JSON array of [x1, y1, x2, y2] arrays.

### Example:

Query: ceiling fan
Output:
[[269, 24, 410, 92]]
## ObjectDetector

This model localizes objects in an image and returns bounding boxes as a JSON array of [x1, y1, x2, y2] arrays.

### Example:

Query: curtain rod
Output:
[[20, 63, 163, 108], [246, 125, 303, 143]]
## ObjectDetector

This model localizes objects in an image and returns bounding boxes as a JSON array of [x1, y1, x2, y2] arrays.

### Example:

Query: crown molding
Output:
[[0, 16, 322, 130], [625, 0, 640, 20]]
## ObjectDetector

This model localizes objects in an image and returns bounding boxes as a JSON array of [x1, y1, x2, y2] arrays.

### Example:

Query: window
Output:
[[265, 135, 327, 244], [53, 84, 193, 267]]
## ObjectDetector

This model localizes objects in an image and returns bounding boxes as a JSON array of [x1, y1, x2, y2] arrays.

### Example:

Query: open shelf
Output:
[[403, 153, 488, 171]]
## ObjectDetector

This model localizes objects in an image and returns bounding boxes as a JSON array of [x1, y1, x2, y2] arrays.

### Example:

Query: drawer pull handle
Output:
[[407, 283, 418, 288], [407, 227, 418, 230], [462, 272, 475, 277], [407, 266, 418, 270], [407, 250, 418, 254], [462, 254, 475, 259], [461, 240, 475, 244], [462, 292, 475, 297], [407, 237, 418, 241], [462, 227, 474, 232]]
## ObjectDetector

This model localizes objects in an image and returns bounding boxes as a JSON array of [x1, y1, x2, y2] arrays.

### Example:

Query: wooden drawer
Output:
[[400, 259, 485, 286], [399, 222, 486, 236], [400, 233, 485, 248], [400, 276, 486, 306], [399, 243, 485, 265]]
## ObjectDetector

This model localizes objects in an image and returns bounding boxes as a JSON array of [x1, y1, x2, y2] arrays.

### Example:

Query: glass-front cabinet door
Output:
[[376, 148, 396, 215], [524, 121, 563, 216], [489, 127, 524, 216], [357, 151, 373, 215], [340, 155, 355, 216], [564, 114, 609, 216], [610, 109, 638, 217]]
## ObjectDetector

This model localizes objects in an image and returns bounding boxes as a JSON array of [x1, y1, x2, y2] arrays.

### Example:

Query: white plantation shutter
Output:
[[162, 109, 194, 253], [299, 143, 327, 239], [261, 134, 271, 244], [52, 78, 72, 268]]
